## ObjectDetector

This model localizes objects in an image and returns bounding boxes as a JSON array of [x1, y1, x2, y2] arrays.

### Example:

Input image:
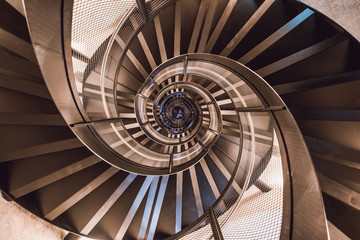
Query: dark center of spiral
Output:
[[172, 106, 185, 119]]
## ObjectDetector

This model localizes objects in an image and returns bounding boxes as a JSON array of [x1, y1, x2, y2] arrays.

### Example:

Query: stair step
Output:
[[0, 138, 84, 162], [286, 83, 360, 113], [0, 28, 37, 63], [323, 193, 360, 240], [318, 173, 360, 211], [312, 156, 360, 193], [240, 8, 314, 65], [273, 70, 360, 95], [0, 74, 51, 100], [0, 113, 66, 126], [328, 221, 350, 240], [327, 221, 350, 240], [256, 34, 348, 78], [0, 1, 30, 41], [9, 154, 101, 198], [305, 136, 360, 158], [45, 167, 119, 221], [311, 151, 360, 171], [299, 121, 360, 152], [0, 52, 42, 78], [290, 109, 360, 121], [218, 0, 275, 57]]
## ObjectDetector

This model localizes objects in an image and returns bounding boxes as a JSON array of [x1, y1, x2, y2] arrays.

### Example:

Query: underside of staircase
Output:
[[0, 0, 359, 239]]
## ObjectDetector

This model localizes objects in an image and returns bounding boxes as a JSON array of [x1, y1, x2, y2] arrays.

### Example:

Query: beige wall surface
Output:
[[302, 0, 360, 40], [0, 0, 359, 239], [0, 194, 66, 240]]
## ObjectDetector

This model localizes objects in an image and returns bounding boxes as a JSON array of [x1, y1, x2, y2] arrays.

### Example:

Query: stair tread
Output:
[[318, 173, 360, 211]]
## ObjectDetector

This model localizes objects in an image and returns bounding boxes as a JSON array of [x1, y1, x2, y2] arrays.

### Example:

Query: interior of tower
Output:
[[0, 0, 359, 239]]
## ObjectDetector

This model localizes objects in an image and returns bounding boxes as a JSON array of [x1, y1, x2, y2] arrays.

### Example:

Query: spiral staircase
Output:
[[0, 0, 359, 239]]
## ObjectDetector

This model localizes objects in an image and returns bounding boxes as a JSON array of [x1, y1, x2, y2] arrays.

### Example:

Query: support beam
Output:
[[220, 0, 275, 57], [10, 155, 101, 198], [115, 176, 154, 240], [199, 159, 226, 211], [327, 221, 351, 240], [188, 0, 209, 53], [0, 73, 51, 100], [4, 0, 25, 16], [189, 166, 204, 217], [318, 173, 360, 211], [169, 154, 174, 174], [175, 172, 183, 233], [137, 177, 159, 240], [147, 175, 169, 240], [45, 167, 119, 220], [239, 8, 314, 64], [130, 16, 157, 70], [80, 173, 137, 235], [290, 109, 360, 121], [272, 70, 360, 95], [197, 0, 218, 53], [311, 151, 360, 171], [256, 34, 348, 77], [154, 16, 167, 62], [0, 113, 66, 126], [209, 207, 224, 240], [304, 136, 360, 170], [118, 113, 137, 118], [0, 28, 37, 62], [0, 138, 84, 162], [205, 0, 237, 52], [0, 50, 42, 78], [115, 35, 148, 78], [174, 0, 181, 57]]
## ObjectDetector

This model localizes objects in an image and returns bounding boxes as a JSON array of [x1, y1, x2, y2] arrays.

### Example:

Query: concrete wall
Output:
[[0, 193, 66, 240], [302, 0, 360, 40]]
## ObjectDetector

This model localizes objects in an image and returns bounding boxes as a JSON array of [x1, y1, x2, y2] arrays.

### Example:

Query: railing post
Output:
[[209, 208, 224, 240]]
